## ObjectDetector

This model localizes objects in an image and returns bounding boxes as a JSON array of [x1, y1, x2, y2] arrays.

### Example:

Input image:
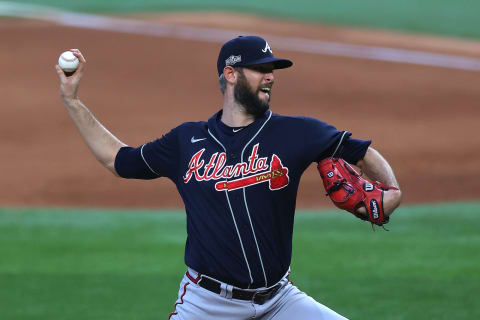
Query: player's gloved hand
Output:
[[317, 157, 398, 228], [55, 49, 86, 103], [355, 188, 401, 217]]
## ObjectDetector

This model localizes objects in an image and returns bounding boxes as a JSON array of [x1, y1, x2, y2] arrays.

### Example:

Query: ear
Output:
[[223, 66, 237, 84]]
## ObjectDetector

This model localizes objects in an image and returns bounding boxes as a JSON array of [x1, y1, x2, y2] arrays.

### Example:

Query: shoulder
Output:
[[269, 113, 335, 131], [174, 121, 208, 132], [161, 121, 208, 138], [146, 121, 207, 148]]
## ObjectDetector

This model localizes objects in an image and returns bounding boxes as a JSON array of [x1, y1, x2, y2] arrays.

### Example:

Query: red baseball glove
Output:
[[317, 157, 398, 227]]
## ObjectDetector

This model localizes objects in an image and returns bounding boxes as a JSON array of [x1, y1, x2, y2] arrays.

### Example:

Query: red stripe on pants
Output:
[[168, 282, 190, 319]]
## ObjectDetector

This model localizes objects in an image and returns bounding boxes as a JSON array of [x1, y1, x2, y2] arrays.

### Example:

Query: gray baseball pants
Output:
[[168, 268, 348, 320]]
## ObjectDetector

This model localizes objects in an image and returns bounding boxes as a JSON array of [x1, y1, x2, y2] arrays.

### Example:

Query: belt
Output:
[[186, 271, 283, 305]]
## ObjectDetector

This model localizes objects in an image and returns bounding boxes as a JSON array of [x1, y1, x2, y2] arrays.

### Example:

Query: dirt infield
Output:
[[1, 13, 479, 209]]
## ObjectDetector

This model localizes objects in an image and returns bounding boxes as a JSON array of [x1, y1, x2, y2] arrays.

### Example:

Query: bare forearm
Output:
[[357, 147, 402, 215], [357, 148, 399, 188], [63, 98, 126, 174], [55, 50, 126, 175]]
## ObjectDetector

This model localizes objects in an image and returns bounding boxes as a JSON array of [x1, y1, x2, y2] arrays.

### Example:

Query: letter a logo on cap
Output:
[[262, 42, 273, 54]]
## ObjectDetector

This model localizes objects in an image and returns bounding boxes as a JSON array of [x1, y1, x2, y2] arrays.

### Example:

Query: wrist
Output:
[[62, 97, 81, 107]]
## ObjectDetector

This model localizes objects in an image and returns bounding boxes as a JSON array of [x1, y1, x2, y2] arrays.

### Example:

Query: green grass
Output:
[[1, 203, 479, 319], [7, 0, 480, 39]]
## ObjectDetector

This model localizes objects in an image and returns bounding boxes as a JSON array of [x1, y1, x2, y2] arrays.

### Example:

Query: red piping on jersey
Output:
[[168, 282, 190, 319], [186, 270, 201, 284]]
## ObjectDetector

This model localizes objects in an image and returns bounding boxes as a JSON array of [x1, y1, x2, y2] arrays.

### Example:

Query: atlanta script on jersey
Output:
[[183, 144, 289, 192], [115, 110, 370, 289]]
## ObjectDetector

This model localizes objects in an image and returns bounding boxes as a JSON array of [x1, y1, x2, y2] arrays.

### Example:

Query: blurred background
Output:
[[1, 1, 479, 319]]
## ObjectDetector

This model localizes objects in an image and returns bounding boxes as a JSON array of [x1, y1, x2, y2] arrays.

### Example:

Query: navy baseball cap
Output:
[[217, 36, 293, 76]]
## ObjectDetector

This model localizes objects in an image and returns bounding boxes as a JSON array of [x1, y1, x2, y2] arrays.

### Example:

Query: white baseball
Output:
[[58, 51, 79, 72]]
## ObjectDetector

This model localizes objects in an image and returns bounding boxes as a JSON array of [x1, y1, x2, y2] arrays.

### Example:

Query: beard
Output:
[[234, 70, 270, 118]]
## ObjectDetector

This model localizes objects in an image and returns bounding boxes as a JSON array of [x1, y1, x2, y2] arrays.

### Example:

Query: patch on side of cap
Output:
[[225, 55, 242, 66]]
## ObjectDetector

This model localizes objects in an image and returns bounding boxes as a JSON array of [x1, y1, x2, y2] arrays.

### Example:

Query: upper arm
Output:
[[114, 127, 180, 180], [296, 117, 345, 163], [337, 138, 371, 165], [293, 117, 370, 165], [114, 145, 159, 179]]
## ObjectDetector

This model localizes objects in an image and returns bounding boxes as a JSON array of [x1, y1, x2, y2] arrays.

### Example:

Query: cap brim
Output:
[[242, 57, 293, 70]]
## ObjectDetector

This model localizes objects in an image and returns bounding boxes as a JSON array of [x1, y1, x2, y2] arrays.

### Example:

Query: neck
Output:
[[221, 92, 256, 127]]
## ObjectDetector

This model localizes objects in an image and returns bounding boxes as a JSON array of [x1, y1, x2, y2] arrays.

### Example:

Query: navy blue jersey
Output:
[[115, 110, 370, 289]]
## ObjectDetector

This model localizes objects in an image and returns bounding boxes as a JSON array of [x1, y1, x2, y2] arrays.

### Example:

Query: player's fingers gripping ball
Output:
[[58, 50, 79, 77], [317, 158, 398, 227]]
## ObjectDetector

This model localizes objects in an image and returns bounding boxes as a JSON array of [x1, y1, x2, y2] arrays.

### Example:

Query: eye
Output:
[[259, 67, 274, 73], [249, 65, 274, 74]]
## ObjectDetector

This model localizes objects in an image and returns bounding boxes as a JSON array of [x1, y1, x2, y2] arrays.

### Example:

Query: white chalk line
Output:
[[1, 1, 480, 72]]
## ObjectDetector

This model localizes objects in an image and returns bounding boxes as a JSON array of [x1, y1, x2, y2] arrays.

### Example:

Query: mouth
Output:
[[259, 87, 271, 99]]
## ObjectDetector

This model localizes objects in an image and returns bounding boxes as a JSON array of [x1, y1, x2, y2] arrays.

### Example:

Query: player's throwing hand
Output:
[[55, 49, 86, 103]]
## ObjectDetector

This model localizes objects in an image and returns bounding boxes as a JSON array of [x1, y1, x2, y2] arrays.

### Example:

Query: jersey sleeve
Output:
[[114, 127, 180, 180], [335, 137, 371, 164], [299, 117, 371, 165]]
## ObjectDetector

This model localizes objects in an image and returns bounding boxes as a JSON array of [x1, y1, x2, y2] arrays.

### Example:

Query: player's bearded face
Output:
[[234, 69, 271, 118]]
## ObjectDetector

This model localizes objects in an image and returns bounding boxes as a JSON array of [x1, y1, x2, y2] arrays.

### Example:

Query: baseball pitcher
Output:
[[55, 36, 402, 319]]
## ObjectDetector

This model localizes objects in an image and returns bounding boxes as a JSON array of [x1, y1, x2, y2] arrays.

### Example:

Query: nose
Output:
[[264, 71, 274, 83]]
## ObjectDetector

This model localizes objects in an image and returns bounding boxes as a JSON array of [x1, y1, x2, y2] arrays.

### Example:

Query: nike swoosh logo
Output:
[[232, 128, 244, 132], [191, 137, 207, 143]]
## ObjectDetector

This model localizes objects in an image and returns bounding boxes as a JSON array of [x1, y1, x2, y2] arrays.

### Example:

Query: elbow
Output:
[[393, 188, 403, 209], [385, 188, 402, 216], [99, 145, 125, 177], [104, 159, 121, 177]]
